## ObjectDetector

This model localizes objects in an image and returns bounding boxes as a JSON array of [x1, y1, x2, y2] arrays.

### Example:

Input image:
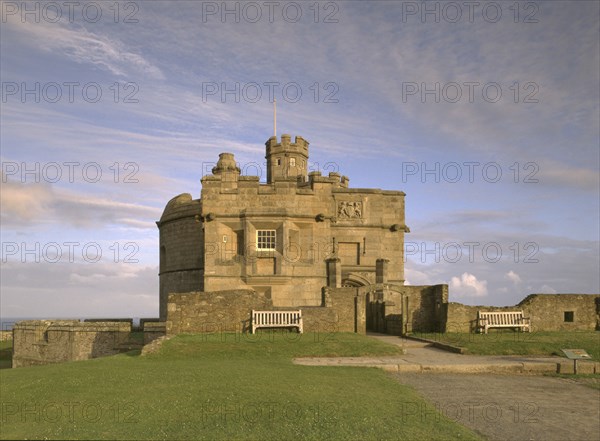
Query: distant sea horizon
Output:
[[1, 317, 148, 330]]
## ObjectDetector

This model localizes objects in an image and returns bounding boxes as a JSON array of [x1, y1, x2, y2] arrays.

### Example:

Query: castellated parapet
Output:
[[266, 134, 309, 183], [157, 134, 409, 321]]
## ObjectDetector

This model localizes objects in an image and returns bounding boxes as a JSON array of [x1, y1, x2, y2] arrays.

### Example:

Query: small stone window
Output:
[[290, 157, 296, 167], [276, 158, 281, 166], [564, 311, 574, 322], [256, 230, 276, 250]]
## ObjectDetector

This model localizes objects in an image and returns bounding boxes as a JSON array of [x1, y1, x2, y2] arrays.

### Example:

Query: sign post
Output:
[[561, 349, 592, 374]]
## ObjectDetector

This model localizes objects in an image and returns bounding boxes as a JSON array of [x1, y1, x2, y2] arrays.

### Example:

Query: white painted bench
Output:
[[477, 311, 530, 334], [251, 310, 303, 334]]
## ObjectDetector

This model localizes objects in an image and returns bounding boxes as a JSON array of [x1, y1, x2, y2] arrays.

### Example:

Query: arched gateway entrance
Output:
[[342, 279, 408, 336]]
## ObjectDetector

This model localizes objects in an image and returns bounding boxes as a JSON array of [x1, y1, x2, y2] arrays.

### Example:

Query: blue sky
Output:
[[1, 1, 598, 319]]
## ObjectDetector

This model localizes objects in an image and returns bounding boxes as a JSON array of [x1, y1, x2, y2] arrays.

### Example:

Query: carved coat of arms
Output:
[[338, 201, 362, 219]]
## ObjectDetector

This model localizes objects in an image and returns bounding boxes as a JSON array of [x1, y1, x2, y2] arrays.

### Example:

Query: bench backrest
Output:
[[252, 310, 302, 326], [479, 311, 524, 326]]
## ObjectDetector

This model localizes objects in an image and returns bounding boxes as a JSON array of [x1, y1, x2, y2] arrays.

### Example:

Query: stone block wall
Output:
[[519, 294, 600, 331], [366, 284, 447, 334], [297, 307, 338, 333], [444, 303, 512, 333], [444, 294, 600, 333], [166, 289, 273, 335], [0, 331, 12, 341], [143, 321, 167, 344], [12, 320, 131, 368], [166, 287, 366, 336], [326, 287, 366, 333], [401, 284, 448, 332]]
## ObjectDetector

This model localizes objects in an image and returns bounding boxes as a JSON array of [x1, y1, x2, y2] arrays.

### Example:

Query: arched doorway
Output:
[[357, 283, 407, 335]]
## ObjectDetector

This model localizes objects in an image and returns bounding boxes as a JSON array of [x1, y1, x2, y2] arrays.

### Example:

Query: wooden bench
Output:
[[251, 310, 303, 334], [477, 310, 530, 334]]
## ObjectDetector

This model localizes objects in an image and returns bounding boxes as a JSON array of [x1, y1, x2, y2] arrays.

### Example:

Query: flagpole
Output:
[[273, 98, 277, 137]]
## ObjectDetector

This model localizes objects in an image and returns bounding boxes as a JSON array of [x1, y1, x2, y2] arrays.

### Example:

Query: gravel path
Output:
[[391, 373, 600, 441]]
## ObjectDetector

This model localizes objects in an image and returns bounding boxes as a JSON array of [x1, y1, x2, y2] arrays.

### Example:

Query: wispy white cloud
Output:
[[5, 16, 164, 79], [0, 178, 161, 229]]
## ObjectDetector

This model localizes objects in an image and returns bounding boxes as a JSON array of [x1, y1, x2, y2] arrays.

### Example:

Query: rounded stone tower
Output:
[[156, 193, 203, 320]]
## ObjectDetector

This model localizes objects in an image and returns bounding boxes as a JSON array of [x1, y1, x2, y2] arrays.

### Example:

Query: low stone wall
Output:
[[12, 320, 131, 368], [143, 321, 166, 344], [326, 287, 366, 333], [298, 307, 338, 333], [402, 285, 448, 332], [166, 289, 273, 335], [166, 287, 366, 336], [0, 330, 12, 341], [444, 303, 512, 333], [445, 294, 600, 333], [519, 294, 599, 331]]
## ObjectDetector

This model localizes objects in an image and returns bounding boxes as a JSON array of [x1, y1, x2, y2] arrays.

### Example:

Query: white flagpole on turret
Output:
[[273, 98, 277, 137]]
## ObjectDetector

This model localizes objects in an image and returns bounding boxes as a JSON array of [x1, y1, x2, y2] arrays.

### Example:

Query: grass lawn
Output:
[[412, 330, 600, 359], [0, 332, 481, 440]]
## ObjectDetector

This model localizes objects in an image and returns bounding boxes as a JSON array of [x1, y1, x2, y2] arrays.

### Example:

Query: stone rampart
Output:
[[12, 320, 131, 368], [444, 294, 600, 333]]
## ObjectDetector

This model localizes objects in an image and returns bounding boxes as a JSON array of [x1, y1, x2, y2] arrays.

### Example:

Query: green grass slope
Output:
[[0, 332, 481, 440]]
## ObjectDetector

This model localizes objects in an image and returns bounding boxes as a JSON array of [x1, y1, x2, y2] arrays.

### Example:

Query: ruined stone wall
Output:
[[0, 331, 12, 341], [12, 321, 131, 368], [444, 294, 600, 333]]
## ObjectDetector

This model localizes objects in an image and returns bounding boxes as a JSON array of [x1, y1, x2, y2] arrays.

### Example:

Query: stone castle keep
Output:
[[157, 134, 409, 322], [10, 133, 599, 367]]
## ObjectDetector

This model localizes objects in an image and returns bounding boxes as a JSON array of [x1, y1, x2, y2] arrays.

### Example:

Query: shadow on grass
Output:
[[124, 348, 142, 357], [0, 344, 13, 369]]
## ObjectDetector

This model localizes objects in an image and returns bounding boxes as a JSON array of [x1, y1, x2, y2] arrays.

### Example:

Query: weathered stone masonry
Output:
[[444, 294, 600, 333], [158, 134, 409, 323], [12, 320, 131, 368]]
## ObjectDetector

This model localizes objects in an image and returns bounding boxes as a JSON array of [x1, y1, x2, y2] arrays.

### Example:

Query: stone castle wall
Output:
[[166, 289, 273, 335], [444, 294, 600, 333], [166, 287, 366, 336], [12, 320, 131, 368], [519, 294, 599, 331]]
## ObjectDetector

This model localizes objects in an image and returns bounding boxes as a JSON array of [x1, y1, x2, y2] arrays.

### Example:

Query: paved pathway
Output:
[[293, 333, 600, 441], [294, 334, 598, 374]]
